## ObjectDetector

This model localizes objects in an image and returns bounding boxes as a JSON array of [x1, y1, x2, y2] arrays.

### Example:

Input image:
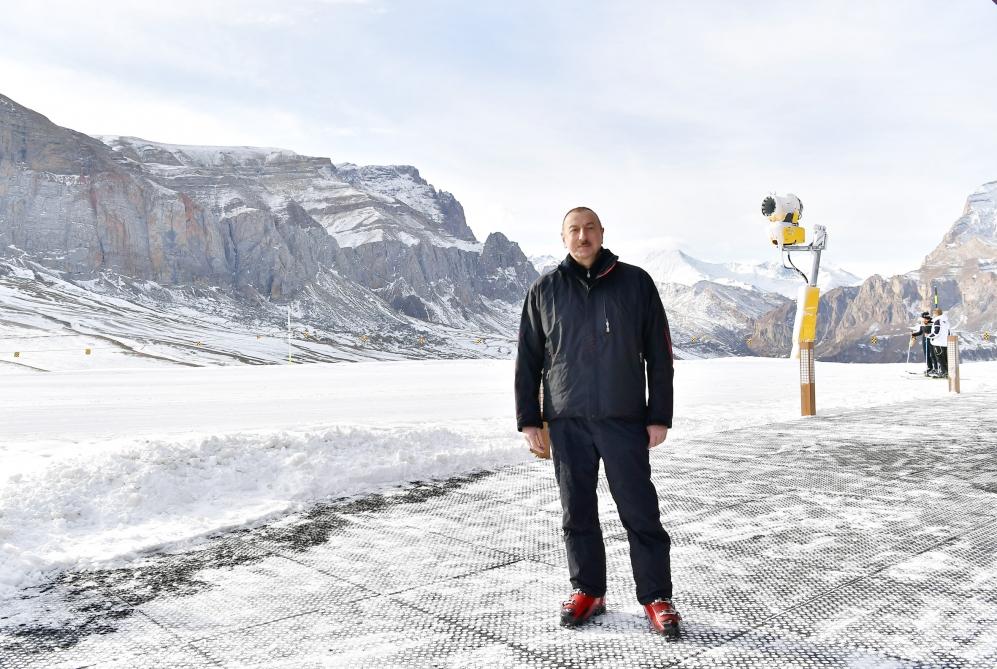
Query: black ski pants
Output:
[[922, 337, 937, 372], [933, 345, 948, 375], [548, 417, 672, 605]]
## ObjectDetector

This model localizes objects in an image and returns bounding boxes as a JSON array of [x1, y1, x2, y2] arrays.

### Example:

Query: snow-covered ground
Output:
[[2, 357, 993, 601]]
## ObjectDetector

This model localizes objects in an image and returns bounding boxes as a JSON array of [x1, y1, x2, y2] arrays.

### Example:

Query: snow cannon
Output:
[[762, 193, 806, 247], [762, 191, 828, 417]]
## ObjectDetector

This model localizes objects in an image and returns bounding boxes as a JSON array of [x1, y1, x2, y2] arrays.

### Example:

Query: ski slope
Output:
[[1, 357, 993, 600]]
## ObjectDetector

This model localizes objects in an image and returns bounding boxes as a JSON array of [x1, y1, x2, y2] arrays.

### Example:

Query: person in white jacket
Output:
[[928, 308, 950, 378]]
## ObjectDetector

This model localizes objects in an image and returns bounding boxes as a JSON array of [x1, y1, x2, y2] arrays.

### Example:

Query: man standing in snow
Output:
[[514, 206, 680, 637], [928, 308, 950, 378]]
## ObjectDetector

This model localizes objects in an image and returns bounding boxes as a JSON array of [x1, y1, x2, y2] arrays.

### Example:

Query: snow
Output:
[[635, 247, 862, 298], [335, 163, 444, 225], [221, 205, 259, 218], [2, 357, 994, 600], [324, 207, 482, 251], [0, 255, 517, 368], [529, 254, 561, 275], [99, 136, 297, 168]]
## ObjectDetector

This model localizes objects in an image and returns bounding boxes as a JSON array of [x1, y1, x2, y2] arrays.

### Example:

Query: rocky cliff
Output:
[[0, 93, 537, 348], [657, 280, 790, 358]]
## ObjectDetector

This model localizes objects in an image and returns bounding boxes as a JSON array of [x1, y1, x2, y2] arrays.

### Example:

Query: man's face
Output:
[[562, 211, 604, 267]]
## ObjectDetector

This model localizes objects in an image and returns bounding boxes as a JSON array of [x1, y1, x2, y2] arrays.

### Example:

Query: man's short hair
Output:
[[563, 206, 602, 227], [933, 308, 943, 316]]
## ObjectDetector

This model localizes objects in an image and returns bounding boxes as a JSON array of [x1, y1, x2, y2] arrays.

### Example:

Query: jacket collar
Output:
[[560, 248, 619, 284]]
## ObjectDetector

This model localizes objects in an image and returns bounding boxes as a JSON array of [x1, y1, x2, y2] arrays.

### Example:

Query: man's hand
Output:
[[523, 426, 549, 458], [647, 425, 669, 449]]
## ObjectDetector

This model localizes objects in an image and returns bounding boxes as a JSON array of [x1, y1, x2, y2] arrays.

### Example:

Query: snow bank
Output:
[[0, 419, 525, 599], [2, 357, 993, 600]]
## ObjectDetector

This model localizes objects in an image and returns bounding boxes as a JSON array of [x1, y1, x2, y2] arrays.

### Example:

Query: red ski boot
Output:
[[644, 598, 682, 637], [560, 589, 606, 627]]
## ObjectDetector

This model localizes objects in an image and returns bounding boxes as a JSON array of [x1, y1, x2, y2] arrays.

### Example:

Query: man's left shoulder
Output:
[[613, 261, 654, 284]]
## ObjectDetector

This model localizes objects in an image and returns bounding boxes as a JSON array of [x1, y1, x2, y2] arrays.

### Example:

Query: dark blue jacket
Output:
[[515, 248, 674, 430]]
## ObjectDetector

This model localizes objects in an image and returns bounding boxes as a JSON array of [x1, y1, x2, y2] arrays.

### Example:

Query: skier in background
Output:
[[515, 206, 681, 637], [910, 311, 937, 376], [928, 308, 950, 378]]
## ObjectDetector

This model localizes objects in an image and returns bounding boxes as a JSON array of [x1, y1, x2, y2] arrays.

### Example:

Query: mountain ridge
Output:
[[0, 92, 538, 351], [633, 248, 862, 299], [6, 91, 992, 367]]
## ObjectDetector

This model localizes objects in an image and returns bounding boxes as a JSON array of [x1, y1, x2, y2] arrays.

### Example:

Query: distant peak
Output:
[[484, 231, 510, 244], [346, 164, 424, 182]]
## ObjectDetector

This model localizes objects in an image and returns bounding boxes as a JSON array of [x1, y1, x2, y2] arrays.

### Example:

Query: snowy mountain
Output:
[[92, 134, 536, 327], [635, 248, 862, 299], [921, 180, 997, 273], [656, 281, 789, 358], [0, 92, 537, 367], [9, 90, 939, 368], [0, 91, 799, 366], [750, 180, 997, 362], [529, 254, 560, 275], [95, 136, 483, 254]]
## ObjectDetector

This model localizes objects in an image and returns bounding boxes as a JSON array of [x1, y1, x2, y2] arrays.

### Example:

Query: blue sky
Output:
[[3, 0, 997, 278]]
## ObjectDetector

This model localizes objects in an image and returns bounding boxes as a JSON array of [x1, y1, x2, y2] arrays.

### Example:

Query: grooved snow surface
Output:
[[1, 358, 994, 601]]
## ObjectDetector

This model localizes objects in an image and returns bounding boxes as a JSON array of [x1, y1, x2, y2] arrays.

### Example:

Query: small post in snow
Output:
[[287, 305, 292, 364], [799, 341, 816, 416], [947, 335, 960, 394]]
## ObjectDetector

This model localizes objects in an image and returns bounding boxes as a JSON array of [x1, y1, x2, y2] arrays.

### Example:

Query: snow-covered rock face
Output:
[[333, 163, 478, 247], [923, 180, 997, 272], [0, 93, 537, 340], [98, 136, 300, 169], [529, 254, 560, 275], [655, 280, 789, 358], [98, 136, 481, 254], [96, 133, 533, 329]]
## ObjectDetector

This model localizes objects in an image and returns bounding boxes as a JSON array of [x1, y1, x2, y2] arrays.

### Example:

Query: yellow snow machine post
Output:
[[761, 193, 827, 416]]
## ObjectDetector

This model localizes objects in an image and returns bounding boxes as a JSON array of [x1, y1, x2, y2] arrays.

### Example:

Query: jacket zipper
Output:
[[583, 278, 597, 418]]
